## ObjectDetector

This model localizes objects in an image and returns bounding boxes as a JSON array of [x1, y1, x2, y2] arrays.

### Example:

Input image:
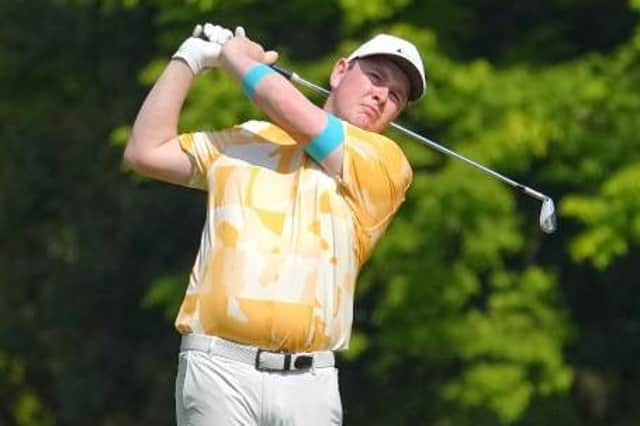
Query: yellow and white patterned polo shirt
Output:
[[175, 120, 412, 352]]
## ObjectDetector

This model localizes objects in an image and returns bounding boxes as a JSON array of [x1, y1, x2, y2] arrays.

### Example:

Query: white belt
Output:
[[180, 334, 335, 372]]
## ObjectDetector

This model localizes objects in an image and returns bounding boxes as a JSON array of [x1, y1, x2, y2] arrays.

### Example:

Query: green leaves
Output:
[[0, 353, 53, 426], [337, 0, 410, 27], [563, 163, 640, 268], [141, 273, 189, 320], [444, 362, 533, 423]]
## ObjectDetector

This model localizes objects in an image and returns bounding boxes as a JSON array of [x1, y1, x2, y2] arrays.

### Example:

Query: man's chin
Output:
[[348, 116, 377, 132]]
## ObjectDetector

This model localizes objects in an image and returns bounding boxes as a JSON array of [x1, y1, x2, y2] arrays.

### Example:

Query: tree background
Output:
[[2, 0, 640, 425]]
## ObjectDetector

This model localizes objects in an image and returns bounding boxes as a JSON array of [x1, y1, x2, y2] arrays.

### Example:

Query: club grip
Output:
[[270, 64, 293, 80]]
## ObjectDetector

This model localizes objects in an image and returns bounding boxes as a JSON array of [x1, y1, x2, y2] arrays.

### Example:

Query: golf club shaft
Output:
[[270, 64, 549, 203]]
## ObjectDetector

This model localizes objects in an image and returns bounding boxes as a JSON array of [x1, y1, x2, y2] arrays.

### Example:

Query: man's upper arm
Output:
[[337, 129, 412, 264], [338, 127, 413, 228], [125, 130, 228, 189], [124, 136, 194, 187]]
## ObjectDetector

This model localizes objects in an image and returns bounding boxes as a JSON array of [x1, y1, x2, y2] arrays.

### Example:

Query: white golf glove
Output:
[[172, 23, 233, 74]]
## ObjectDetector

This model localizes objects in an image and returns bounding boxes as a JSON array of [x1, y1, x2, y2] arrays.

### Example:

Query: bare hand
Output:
[[222, 26, 279, 65]]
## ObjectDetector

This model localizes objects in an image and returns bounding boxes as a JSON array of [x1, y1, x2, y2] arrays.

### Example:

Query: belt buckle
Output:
[[255, 349, 289, 372], [255, 349, 313, 371]]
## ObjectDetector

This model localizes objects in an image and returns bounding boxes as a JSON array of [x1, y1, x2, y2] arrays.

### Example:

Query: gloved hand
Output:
[[172, 23, 233, 74], [222, 26, 279, 65]]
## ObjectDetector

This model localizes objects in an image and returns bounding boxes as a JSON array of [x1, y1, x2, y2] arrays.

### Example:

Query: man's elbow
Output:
[[122, 138, 146, 173]]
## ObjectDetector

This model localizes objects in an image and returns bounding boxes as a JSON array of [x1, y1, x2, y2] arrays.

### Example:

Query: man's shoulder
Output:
[[341, 121, 406, 158]]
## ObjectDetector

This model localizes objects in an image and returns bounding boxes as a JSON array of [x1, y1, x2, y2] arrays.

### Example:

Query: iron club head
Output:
[[539, 197, 557, 234]]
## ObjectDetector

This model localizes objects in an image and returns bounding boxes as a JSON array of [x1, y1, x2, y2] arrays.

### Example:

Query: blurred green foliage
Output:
[[2, 0, 640, 425]]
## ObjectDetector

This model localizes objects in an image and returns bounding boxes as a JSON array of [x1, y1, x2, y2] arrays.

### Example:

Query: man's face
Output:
[[327, 56, 410, 132]]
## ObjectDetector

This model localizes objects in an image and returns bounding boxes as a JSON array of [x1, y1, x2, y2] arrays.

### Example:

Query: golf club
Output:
[[269, 64, 557, 234], [193, 29, 556, 233]]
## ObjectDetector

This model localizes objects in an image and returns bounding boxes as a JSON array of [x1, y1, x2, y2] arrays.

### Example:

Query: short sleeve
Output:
[[178, 127, 249, 190], [338, 124, 413, 263]]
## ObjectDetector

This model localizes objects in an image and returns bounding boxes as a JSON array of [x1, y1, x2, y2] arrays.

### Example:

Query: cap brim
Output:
[[384, 55, 425, 102]]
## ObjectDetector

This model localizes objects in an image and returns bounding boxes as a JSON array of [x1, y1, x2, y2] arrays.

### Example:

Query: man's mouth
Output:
[[362, 104, 379, 120]]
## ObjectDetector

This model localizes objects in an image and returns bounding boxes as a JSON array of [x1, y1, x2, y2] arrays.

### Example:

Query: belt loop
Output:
[[207, 336, 215, 355], [255, 349, 263, 371], [283, 353, 292, 370]]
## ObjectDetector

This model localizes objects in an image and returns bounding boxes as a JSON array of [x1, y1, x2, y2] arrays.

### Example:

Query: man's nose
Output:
[[372, 85, 388, 104]]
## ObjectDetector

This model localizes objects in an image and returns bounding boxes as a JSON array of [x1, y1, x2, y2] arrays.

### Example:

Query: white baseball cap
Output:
[[347, 34, 426, 102]]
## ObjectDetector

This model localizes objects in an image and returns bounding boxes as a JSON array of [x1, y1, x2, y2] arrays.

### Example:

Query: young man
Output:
[[124, 23, 426, 426]]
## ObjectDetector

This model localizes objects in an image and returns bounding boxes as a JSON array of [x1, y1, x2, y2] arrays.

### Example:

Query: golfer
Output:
[[124, 23, 426, 426]]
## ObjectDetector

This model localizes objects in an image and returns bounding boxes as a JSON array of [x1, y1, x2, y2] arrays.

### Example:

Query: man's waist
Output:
[[180, 333, 335, 372]]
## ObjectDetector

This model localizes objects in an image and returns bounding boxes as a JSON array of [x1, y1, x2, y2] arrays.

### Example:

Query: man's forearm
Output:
[[125, 60, 194, 161], [219, 39, 325, 145]]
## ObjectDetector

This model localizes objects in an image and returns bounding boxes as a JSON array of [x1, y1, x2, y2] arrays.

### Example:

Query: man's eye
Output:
[[368, 72, 382, 82]]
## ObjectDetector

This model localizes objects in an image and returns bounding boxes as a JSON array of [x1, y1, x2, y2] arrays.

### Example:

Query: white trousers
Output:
[[175, 347, 343, 425]]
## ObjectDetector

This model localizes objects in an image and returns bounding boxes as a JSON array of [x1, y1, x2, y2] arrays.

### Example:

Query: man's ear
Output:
[[329, 58, 350, 91]]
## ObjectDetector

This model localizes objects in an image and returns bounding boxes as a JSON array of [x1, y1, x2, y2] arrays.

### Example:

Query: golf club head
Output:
[[539, 197, 557, 234]]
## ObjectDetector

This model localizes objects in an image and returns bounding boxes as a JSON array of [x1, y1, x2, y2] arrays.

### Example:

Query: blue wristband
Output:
[[242, 64, 276, 98], [305, 113, 344, 162]]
